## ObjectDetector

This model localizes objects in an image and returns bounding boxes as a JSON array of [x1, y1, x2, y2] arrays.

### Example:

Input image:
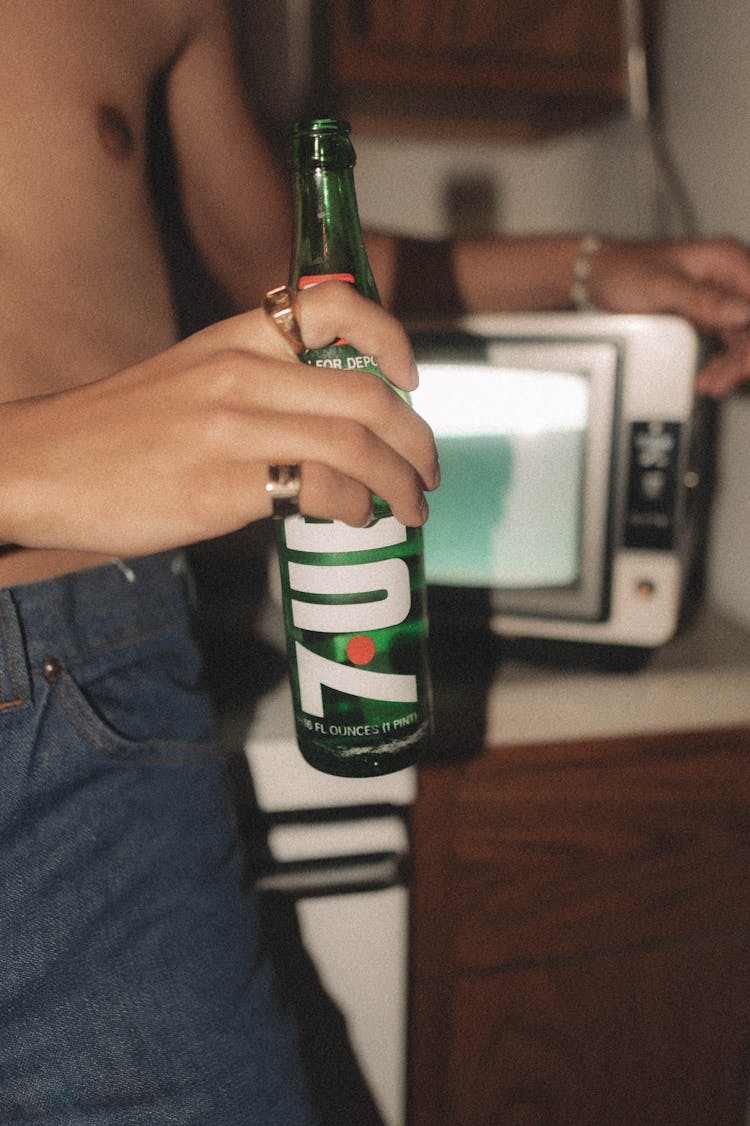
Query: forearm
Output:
[[367, 230, 584, 318], [452, 234, 584, 313]]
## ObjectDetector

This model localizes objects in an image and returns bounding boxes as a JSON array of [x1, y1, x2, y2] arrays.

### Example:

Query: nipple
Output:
[[96, 104, 135, 159]]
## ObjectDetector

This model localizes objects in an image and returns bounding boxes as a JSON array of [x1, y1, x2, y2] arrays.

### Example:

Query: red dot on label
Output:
[[346, 635, 376, 666]]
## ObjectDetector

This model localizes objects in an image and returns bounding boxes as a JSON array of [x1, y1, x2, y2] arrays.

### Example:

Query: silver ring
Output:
[[266, 463, 301, 519], [263, 285, 305, 356]]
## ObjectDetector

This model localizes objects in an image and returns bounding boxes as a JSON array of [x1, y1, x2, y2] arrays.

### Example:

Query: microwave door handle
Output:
[[255, 850, 407, 899]]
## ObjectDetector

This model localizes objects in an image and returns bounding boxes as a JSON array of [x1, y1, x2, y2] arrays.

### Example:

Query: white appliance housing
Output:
[[411, 312, 705, 650], [246, 675, 415, 1126]]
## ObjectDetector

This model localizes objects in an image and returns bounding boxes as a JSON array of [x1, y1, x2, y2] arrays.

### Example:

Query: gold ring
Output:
[[263, 286, 305, 356], [266, 463, 301, 519]]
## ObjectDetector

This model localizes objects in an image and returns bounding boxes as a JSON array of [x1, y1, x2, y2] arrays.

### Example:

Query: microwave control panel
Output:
[[624, 420, 682, 551]]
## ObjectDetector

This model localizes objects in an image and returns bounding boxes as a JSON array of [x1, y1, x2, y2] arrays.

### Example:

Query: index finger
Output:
[[295, 280, 420, 393]]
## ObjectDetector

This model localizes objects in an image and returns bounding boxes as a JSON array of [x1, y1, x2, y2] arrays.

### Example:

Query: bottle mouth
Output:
[[292, 118, 351, 137], [291, 118, 356, 169]]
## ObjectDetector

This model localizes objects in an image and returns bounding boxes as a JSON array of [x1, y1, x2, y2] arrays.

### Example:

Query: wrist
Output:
[[452, 235, 585, 313]]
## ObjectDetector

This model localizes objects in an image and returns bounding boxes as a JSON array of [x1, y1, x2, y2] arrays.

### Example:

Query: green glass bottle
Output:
[[275, 118, 433, 777]]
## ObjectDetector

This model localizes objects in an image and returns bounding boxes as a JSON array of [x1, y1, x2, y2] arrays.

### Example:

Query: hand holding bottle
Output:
[[0, 288, 437, 555]]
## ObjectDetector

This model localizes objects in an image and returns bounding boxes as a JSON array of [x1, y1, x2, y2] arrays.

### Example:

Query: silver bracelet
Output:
[[570, 235, 602, 310]]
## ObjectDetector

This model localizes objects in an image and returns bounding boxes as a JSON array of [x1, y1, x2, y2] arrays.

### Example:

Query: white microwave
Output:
[[410, 312, 711, 652]]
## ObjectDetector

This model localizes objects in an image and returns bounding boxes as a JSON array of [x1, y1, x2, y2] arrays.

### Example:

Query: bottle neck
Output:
[[289, 163, 380, 302]]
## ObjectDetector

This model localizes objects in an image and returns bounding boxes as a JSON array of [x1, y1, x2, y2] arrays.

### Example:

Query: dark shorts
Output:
[[0, 552, 316, 1124]]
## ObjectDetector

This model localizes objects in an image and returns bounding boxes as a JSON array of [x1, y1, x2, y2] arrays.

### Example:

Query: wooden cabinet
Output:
[[409, 726, 750, 1125], [329, 0, 656, 135]]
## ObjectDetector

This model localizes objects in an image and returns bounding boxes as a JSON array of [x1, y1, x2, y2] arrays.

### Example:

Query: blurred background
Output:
[[233, 0, 750, 635], [214, 6, 750, 1124]]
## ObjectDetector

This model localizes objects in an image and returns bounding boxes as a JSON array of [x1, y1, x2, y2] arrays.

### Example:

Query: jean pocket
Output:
[[41, 630, 219, 764]]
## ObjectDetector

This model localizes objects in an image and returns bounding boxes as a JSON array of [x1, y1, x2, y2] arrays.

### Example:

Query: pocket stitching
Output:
[[46, 665, 218, 764]]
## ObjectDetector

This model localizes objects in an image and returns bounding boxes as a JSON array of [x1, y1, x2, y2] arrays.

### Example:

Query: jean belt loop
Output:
[[0, 590, 31, 711]]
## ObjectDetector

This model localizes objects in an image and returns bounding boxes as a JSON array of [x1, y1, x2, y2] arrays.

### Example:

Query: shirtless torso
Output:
[[0, 0, 290, 585]]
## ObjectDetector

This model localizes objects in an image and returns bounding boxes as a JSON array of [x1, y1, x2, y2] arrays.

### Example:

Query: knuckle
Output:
[[348, 493, 375, 527], [300, 460, 372, 527], [210, 346, 247, 387], [340, 416, 374, 462], [189, 398, 240, 452], [357, 370, 396, 416], [205, 349, 252, 398], [305, 278, 358, 307], [299, 280, 348, 327]]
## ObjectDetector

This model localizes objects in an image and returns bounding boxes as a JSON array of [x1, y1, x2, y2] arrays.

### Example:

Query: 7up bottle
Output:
[[276, 118, 433, 777]]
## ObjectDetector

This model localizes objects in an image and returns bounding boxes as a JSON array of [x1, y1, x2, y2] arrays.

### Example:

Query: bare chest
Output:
[[0, 2, 193, 395]]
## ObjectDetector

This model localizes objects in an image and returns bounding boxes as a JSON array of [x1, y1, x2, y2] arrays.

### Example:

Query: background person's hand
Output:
[[586, 237, 750, 396]]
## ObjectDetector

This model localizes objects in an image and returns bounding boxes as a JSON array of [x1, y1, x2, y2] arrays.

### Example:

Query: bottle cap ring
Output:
[[263, 285, 305, 356], [266, 463, 302, 519]]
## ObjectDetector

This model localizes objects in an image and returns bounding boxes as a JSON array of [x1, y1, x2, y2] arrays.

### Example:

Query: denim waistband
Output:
[[0, 552, 191, 709]]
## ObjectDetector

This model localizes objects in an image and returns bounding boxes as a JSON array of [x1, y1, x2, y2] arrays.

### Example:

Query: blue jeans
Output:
[[0, 552, 317, 1124]]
